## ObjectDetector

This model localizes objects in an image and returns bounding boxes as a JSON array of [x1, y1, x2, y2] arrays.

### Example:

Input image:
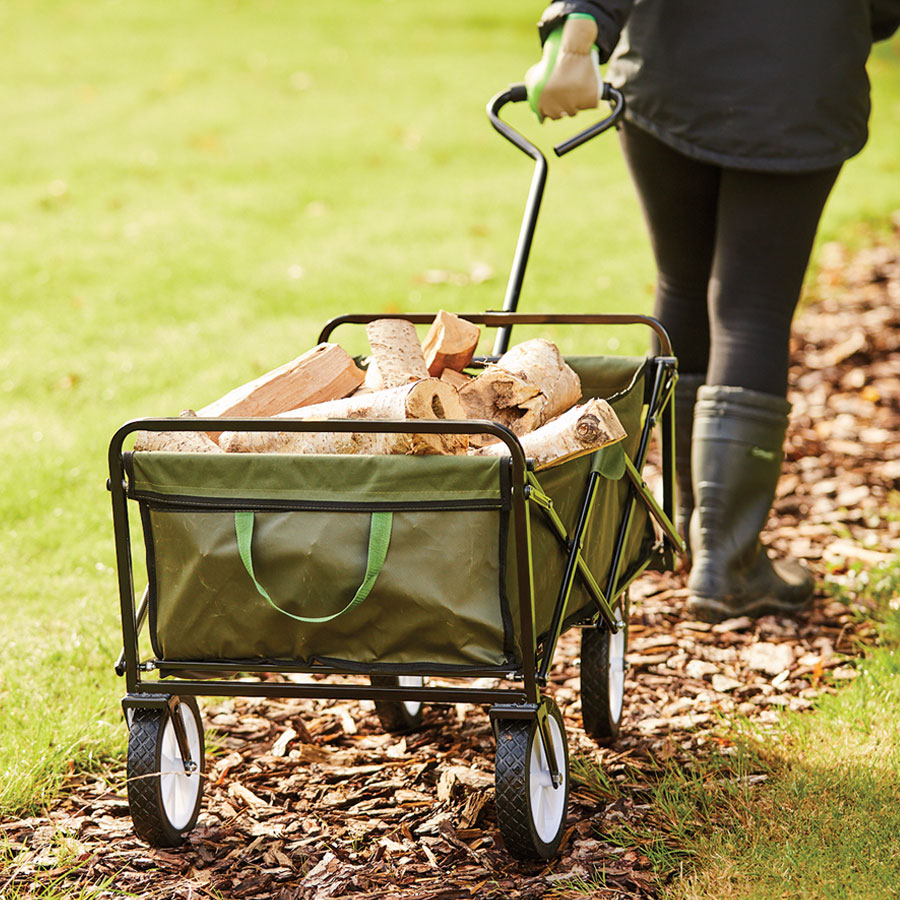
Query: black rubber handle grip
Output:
[[508, 82, 529, 103]]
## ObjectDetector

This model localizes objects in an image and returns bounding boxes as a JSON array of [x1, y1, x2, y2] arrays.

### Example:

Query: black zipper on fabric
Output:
[[137, 491, 505, 514]]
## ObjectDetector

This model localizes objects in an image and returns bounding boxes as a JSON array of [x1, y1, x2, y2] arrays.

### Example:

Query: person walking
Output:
[[525, 1, 900, 622]]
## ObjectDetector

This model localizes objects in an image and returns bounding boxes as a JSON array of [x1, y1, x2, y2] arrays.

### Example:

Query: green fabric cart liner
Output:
[[135, 454, 511, 668], [133, 355, 653, 671], [145, 504, 508, 667], [567, 355, 648, 403]]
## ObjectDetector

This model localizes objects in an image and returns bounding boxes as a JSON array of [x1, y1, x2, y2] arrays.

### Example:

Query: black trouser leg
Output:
[[706, 164, 840, 394], [619, 120, 840, 397], [618, 121, 715, 378]]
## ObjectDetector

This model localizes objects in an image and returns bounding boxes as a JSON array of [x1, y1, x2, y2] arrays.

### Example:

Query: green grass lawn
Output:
[[1, 0, 899, 886], [564, 562, 900, 900]]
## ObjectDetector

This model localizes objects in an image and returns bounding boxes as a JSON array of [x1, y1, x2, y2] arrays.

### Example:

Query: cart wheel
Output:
[[581, 598, 628, 744], [494, 700, 570, 860], [126, 696, 204, 847], [370, 675, 425, 733]]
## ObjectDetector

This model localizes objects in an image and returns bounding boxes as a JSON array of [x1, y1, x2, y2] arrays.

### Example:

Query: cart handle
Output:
[[489, 82, 625, 159], [486, 84, 625, 356]]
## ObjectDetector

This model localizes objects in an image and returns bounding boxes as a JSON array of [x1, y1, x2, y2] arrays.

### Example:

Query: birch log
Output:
[[422, 310, 480, 376], [134, 410, 224, 453], [220, 378, 467, 456], [459, 338, 581, 443], [471, 398, 625, 470], [362, 319, 430, 391]]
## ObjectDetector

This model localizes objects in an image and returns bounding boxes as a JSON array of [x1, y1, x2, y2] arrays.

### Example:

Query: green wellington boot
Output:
[[686, 385, 814, 623], [673, 373, 705, 562]]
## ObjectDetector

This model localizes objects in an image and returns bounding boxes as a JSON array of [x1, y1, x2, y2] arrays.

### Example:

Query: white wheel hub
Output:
[[398, 675, 424, 718], [159, 705, 202, 830], [529, 716, 567, 843], [608, 625, 626, 723]]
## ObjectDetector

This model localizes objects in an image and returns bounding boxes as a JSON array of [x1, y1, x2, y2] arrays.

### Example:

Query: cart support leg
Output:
[[168, 696, 198, 774], [536, 471, 604, 683], [108, 458, 141, 692], [536, 701, 562, 788], [526, 473, 620, 632], [604, 357, 679, 599], [116, 586, 150, 678], [622, 456, 684, 550], [512, 465, 540, 705]]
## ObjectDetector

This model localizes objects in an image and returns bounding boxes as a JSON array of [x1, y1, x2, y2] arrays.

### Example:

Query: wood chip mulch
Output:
[[2, 220, 898, 900]]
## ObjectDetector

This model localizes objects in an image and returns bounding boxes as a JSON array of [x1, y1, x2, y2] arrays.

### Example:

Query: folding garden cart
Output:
[[109, 84, 683, 860]]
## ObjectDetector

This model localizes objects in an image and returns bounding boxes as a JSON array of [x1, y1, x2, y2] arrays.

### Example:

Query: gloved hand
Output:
[[525, 13, 603, 121]]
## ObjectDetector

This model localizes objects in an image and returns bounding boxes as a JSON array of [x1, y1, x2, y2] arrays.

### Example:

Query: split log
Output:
[[489, 338, 582, 426], [220, 378, 467, 456], [422, 310, 480, 376], [471, 398, 625, 470], [459, 338, 581, 443], [363, 319, 430, 391], [134, 410, 224, 453], [198, 343, 364, 440]]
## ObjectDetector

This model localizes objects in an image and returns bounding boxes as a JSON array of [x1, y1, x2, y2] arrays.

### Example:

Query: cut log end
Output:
[[471, 398, 625, 469], [458, 338, 582, 445]]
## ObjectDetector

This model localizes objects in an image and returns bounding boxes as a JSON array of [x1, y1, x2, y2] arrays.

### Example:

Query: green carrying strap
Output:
[[234, 510, 393, 623]]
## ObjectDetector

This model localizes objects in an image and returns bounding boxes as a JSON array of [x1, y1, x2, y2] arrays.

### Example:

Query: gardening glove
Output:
[[525, 13, 603, 121]]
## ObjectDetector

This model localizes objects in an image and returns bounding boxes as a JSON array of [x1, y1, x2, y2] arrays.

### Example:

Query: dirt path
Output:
[[2, 227, 898, 900]]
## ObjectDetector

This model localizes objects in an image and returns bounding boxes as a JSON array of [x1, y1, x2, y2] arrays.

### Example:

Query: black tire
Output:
[[581, 597, 628, 745], [127, 696, 204, 847], [370, 675, 425, 733], [494, 699, 570, 860]]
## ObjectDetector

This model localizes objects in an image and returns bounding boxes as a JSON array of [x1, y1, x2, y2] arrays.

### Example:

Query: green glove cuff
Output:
[[528, 26, 563, 119]]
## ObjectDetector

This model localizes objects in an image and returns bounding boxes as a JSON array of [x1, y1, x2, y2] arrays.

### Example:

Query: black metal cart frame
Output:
[[110, 313, 680, 772]]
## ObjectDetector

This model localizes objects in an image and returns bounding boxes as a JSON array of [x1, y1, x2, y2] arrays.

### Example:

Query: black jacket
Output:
[[538, 1, 900, 172]]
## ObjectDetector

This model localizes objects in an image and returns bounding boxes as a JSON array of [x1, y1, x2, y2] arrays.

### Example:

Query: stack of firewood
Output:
[[135, 311, 625, 470]]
